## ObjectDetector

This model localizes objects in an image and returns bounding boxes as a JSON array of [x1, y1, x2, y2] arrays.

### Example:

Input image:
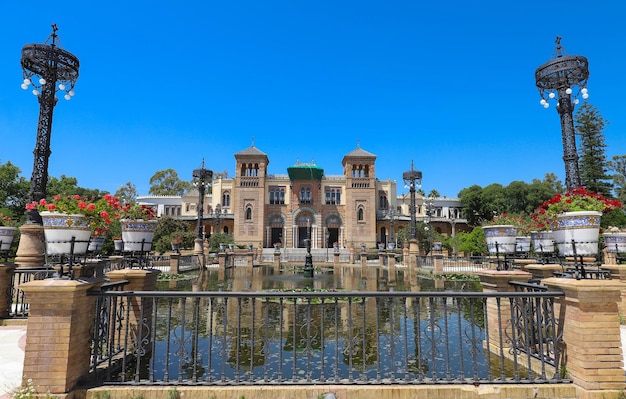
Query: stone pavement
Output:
[[0, 326, 26, 399]]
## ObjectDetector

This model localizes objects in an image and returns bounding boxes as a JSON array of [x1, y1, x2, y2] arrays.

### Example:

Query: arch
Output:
[[245, 203, 253, 220], [222, 191, 231, 207], [357, 205, 365, 221]]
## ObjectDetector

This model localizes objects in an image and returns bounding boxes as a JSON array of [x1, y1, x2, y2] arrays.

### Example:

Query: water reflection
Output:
[[132, 266, 490, 384]]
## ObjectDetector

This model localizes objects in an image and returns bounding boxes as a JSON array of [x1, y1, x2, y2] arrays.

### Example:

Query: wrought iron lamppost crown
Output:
[[535, 36, 589, 190], [402, 161, 422, 240], [20, 24, 80, 223]]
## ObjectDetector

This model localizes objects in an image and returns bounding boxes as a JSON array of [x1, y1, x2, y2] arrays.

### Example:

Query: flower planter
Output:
[[515, 236, 531, 252], [88, 236, 106, 252], [41, 212, 91, 255], [0, 226, 17, 251], [482, 225, 517, 254], [121, 219, 158, 252], [114, 239, 124, 252], [603, 232, 626, 253], [531, 231, 555, 253], [553, 211, 601, 256]]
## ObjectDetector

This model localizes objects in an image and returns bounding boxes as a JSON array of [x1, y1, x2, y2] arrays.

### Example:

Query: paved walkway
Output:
[[0, 324, 625, 397], [0, 326, 26, 399]]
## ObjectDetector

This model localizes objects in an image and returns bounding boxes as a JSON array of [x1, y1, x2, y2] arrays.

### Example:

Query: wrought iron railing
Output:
[[6, 267, 55, 317], [87, 289, 567, 386]]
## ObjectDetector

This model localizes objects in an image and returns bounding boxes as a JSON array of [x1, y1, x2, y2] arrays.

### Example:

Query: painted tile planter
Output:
[[0, 226, 17, 251], [482, 225, 517, 254], [121, 219, 158, 252], [553, 211, 601, 256], [515, 236, 531, 252], [40, 211, 91, 254], [88, 236, 106, 251], [603, 232, 626, 253], [531, 231, 555, 253]]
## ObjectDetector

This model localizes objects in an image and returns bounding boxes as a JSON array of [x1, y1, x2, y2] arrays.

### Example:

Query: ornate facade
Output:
[[139, 143, 469, 248]]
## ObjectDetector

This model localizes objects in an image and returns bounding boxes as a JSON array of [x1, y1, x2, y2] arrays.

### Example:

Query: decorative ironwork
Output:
[[20, 24, 80, 223], [402, 161, 422, 240], [535, 37, 589, 190]]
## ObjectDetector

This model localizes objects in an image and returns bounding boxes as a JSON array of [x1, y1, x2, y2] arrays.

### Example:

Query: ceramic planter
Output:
[[121, 219, 158, 252], [515, 236, 531, 252], [40, 212, 91, 255], [88, 236, 105, 252], [482, 225, 517, 254], [0, 226, 17, 251], [530, 231, 555, 253], [553, 211, 601, 256], [603, 232, 626, 253]]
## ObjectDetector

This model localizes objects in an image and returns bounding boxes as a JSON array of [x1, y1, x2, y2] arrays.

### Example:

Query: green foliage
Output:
[[93, 391, 111, 399], [47, 175, 106, 199], [153, 216, 195, 254], [11, 378, 59, 399], [609, 154, 626, 204], [0, 160, 29, 217], [167, 387, 180, 399], [208, 232, 235, 252], [114, 181, 138, 205], [575, 101, 613, 197], [456, 227, 487, 256], [149, 169, 192, 196], [601, 208, 626, 230]]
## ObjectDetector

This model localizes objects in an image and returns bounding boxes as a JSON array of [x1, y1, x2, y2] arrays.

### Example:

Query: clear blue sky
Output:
[[1, 1, 625, 198]]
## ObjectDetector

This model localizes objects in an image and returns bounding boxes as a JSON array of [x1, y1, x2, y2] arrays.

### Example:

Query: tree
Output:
[[115, 181, 138, 205], [0, 160, 29, 216], [149, 169, 192, 196], [153, 216, 195, 254], [575, 101, 613, 196], [456, 227, 487, 256], [608, 155, 626, 204], [47, 175, 105, 198], [427, 189, 440, 198]]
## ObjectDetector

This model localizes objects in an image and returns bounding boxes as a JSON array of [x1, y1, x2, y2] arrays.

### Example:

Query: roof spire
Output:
[[251, 136, 255, 147], [356, 138, 361, 148]]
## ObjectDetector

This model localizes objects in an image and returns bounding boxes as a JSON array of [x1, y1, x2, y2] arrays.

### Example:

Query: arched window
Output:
[[357, 206, 364, 221], [224, 226, 229, 234], [379, 193, 388, 210], [222, 191, 231, 207], [299, 186, 312, 204], [245, 206, 253, 220]]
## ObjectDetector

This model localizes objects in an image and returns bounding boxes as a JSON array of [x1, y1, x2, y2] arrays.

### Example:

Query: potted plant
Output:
[[602, 226, 626, 254], [26, 195, 98, 254], [273, 242, 281, 250], [170, 236, 182, 252], [0, 211, 18, 252], [333, 241, 339, 251], [536, 188, 622, 256], [481, 213, 520, 254], [117, 201, 158, 252], [529, 209, 555, 254]]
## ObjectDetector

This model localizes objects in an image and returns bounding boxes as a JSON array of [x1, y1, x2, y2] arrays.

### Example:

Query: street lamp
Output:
[[425, 198, 435, 258], [209, 203, 225, 235], [20, 24, 80, 224], [303, 216, 314, 277], [192, 160, 213, 257], [325, 229, 330, 262], [402, 161, 422, 240], [449, 208, 457, 257], [535, 36, 589, 190], [383, 209, 398, 249]]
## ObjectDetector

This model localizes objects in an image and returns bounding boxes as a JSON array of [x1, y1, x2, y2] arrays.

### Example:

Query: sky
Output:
[[1, 1, 625, 199]]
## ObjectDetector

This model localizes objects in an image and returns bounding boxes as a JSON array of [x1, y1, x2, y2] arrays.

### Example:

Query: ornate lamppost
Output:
[[535, 36, 589, 190], [303, 216, 314, 278], [403, 162, 422, 265], [192, 160, 213, 257], [16, 24, 79, 267], [383, 209, 398, 250], [209, 203, 224, 235]]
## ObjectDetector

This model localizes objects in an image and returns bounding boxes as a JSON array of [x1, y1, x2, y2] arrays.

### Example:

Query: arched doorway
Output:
[[268, 213, 284, 247], [296, 213, 314, 248], [324, 214, 343, 248]]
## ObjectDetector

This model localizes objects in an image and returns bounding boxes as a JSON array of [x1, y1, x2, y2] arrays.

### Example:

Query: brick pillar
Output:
[[387, 253, 396, 268], [433, 254, 443, 275], [408, 238, 419, 267], [218, 252, 226, 268], [0, 263, 17, 318], [333, 251, 340, 267], [247, 250, 254, 267], [349, 244, 355, 264], [477, 270, 532, 354], [169, 253, 180, 274], [523, 263, 562, 281], [360, 252, 367, 269], [273, 250, 281, 267], [378, 251, 385, 266], [601, 265, 626, 317], [542, 277, 625, 393], [21, 278, 103, 394]]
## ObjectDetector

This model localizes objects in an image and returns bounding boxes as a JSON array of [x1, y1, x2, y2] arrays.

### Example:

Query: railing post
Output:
[[360, 251, 367, 269], [0, 262, 17, 318], [169, 253, 180, 274], [433, 254, 443, 275], [477, 270, 532, 355], [387, 252, 396, 268], [218, 252, 227, 268], [20, 278, 103, 395], [247, 250, 254, 267], [542, 277, 625, 394]]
